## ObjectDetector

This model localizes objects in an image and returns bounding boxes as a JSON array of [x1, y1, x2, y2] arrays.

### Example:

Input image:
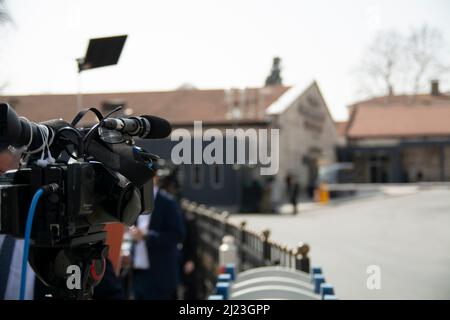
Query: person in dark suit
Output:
[[180, 209, 199, 300], [130, 177, 185, 300], [92, 259, 125, 300], [159, 169, 199, 300]]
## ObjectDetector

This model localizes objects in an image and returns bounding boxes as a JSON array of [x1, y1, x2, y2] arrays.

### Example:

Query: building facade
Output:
[[266, 81, 339, 201], [1, 81, 339, 209], [339, 82, 450, 183]]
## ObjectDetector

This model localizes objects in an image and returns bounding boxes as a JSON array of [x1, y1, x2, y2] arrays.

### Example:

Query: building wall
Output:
[[402, 147, 442, 182], [138, 138, 242, 206], [138, 83, 340, 207], [271, 83, 339, 199], [342, 142, 450, 183], [446, 147, 450, 181], [352, 152, 370, 182]]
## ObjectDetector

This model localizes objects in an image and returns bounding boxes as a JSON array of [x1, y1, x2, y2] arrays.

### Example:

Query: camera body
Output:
[[1, 163, 95, 243], [0, 161, 148, 247], [0, 102, 169, 298]]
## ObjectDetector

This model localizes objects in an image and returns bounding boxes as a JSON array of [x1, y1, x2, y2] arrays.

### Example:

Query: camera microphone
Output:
[[102, 115, 172, 139]]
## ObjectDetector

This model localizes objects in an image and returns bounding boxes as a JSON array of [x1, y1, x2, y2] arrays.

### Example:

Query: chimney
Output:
[[239, 88, 247, 117], [431, 80, 440, 96]]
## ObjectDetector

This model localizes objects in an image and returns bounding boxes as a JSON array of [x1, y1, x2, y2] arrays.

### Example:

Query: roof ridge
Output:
[[349, 93, 450, 107], [0, 85, 292, 98]]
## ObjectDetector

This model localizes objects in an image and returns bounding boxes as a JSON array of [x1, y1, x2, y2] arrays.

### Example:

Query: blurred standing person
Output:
[[260, 177, 273, 213], [285, 174, 299, 214], [159, 168, 198, 299], [159, 167, 181, 200], [251, 179, 263, 213], [130, 175, 185, 300], [285, 174, 293, 202], [290, 177, 300, 215], [92, 259, 125, 300], [180, 210, 198, 299]]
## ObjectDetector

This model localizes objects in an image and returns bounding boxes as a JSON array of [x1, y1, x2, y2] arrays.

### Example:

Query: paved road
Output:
[[230, 189, 450, 299]]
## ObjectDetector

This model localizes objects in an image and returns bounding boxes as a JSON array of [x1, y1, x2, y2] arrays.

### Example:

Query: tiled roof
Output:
[[1, 86, 290, 125], [347, 104, 450, 138], [348, 93, 450, 109]]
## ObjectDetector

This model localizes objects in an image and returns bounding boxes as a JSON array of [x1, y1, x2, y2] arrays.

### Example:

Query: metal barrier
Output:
[[210, 265, 336, 300], [181, 199, 311, 298]]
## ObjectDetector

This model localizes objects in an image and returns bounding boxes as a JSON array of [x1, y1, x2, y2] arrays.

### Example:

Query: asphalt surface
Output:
[[230, 189, 450, 299]]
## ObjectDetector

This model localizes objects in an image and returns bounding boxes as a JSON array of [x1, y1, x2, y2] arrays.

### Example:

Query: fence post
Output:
[[295, 242, 310, 273], [221, 211, 230, 235], [239, 221, 247, 241], [261, 229, 271, 265], [281, 245, 288, 267], [289, 248, 296, 269], [219, 235, 238, 270], [272, 243, 280, 265]]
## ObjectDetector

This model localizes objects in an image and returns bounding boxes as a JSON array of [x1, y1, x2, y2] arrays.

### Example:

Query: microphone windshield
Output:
[[141, 115, 172, 139]]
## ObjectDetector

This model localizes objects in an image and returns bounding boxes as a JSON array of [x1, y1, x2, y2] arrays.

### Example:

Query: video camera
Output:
[[0, 102, 171, 299]]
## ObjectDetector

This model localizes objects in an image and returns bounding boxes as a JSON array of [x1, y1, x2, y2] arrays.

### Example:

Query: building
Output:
[[334, 121, 348, 146], [339, 81, 450, 183], [1, 80, 339, 209]]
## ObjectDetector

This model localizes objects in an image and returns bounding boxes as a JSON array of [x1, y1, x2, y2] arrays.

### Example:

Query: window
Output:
[[210, 164, 224, 189]]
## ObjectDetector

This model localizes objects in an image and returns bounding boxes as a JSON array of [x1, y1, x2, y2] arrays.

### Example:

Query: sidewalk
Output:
[[229, 189, 450, 299], [214, 183, 437, 216]]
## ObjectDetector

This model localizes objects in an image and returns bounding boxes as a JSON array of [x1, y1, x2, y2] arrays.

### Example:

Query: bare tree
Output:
[[0, 0, 10, 24], [0, 0, 11, 93], [406, 25, 445, 94], [356, 25, 447, 99], [357, 30, 404, 97]]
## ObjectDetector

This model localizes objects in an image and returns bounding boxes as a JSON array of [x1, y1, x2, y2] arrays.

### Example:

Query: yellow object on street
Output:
[[317, 183, 330, 204]]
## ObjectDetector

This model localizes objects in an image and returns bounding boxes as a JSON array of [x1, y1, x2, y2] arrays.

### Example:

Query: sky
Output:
[[0, 0, 449, 121]]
